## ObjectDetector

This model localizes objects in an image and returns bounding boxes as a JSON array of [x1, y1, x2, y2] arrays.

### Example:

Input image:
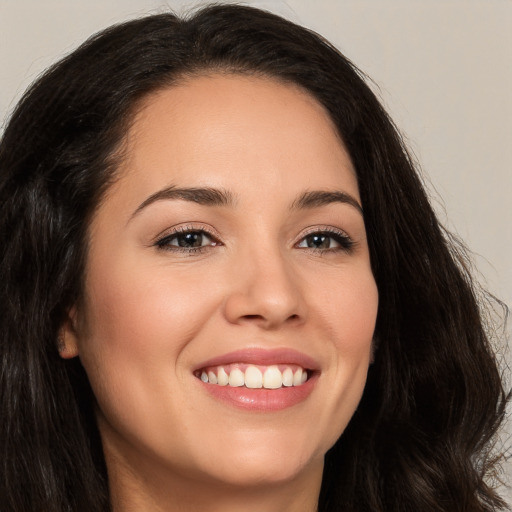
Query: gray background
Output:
[[1, 0, 510, 500]]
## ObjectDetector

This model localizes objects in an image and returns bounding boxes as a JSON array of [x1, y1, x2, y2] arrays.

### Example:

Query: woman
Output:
[[0, 4, 508, 511]]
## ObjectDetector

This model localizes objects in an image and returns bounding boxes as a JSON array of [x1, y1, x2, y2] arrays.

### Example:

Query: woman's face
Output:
[[64, 74, 378, 491]]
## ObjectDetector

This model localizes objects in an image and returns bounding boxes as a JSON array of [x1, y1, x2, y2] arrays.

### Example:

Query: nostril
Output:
[[242, 314, 264, 321], [241, 313, 300, 323], [285, 314, 301, 324]]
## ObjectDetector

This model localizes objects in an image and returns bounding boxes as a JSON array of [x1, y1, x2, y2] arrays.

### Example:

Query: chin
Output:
[[202, 453, 321, 489], [189, 429, 327, 489]]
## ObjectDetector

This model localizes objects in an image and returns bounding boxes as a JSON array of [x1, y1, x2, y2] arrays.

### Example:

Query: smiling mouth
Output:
[[194, 364, 310, 389]]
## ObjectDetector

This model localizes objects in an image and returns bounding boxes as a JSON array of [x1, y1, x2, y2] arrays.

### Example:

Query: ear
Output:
[[58, 306, 80, 359]]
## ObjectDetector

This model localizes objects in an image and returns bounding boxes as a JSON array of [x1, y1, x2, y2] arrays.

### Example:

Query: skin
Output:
[[61, 74, 379, 512]]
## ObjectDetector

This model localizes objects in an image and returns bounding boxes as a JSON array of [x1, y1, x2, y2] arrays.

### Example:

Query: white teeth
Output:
[[263, 365, 283, 389], [217, 367, 229, 386], [244, 365, 263, 388], [228, 368, 245, 387], [293, 368, 303, 386], [282, 367, 293, 387], [199, 364, 310, 388]]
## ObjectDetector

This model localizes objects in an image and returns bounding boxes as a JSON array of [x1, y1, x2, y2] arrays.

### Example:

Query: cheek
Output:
[[74, 260, 226, 454], [308, 267, 378, 446], [312, 265, 378, 354], [75, 258, 221, 404], [330, 270, 378, 384], [80, 259, 214, 351]]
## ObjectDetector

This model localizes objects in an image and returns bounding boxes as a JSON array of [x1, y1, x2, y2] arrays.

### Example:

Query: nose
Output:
[[223, 247, 306, 330]]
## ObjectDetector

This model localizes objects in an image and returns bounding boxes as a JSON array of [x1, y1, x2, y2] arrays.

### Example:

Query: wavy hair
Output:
[[0, 5, 509, 511]]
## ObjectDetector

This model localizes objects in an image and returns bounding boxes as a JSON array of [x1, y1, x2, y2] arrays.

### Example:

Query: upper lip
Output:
[[194, 347, 320, 371]]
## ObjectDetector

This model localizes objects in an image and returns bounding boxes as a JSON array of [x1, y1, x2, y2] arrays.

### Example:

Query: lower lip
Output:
[[198, 374, 318, 411]]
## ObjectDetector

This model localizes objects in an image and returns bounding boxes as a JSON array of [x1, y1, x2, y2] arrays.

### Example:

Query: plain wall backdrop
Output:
[[1, 0, 510, 498]]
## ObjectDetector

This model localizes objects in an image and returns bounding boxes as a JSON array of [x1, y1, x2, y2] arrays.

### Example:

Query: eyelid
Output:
[[294, 225, 355, 251], [149, 222, 355, 253], [296, 225, 351, 242], [151, 223, 222, 247]]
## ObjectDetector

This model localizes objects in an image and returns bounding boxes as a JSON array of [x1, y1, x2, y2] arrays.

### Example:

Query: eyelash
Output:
[[296, 227, 355, 253], [153, 225, 355, 254], [154, 225, 220, 254]]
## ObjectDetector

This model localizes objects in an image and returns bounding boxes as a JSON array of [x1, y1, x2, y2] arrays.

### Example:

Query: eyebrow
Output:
[[130, 185, 235, 220], [291, 190, 363, 215], [130, 185, 363, 221]]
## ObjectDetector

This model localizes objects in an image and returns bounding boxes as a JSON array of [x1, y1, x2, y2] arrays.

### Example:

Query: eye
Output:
[[155, 228, 219, 252], [296, 229, 354, 252]]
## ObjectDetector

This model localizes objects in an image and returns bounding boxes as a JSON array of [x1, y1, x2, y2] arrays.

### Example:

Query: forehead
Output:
[[104, 73, 359, 212]]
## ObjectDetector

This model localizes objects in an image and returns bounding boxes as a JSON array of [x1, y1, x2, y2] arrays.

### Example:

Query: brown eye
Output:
[[303, 233, 332, 249], [175, 231, 206, 248], [156, 230, 218, 250], [297, 230, 354, 252]]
